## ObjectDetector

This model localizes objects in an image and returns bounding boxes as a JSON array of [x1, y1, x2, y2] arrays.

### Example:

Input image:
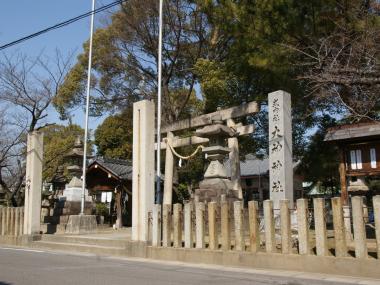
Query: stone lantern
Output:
[[194, 114, 239, 202], [64, 136, 84, 179]]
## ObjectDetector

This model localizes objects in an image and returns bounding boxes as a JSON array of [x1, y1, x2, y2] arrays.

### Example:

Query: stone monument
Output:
[[268, 90, 293, 210]]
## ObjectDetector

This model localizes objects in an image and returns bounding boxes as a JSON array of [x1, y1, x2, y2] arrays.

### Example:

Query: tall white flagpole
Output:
[[81, 0, 96, 214], [156, 0, 163, 204]]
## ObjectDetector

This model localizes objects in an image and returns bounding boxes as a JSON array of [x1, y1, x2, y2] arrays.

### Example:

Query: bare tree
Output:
[[0, 51, 73, 205], [292, 2, 380, 121]]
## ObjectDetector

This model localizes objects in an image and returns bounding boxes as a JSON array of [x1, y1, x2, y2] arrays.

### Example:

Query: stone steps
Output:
[[30, 240, 127, 256]]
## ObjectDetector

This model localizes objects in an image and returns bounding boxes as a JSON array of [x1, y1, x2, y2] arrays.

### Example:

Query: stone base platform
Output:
[[65, 215, 97, 234]]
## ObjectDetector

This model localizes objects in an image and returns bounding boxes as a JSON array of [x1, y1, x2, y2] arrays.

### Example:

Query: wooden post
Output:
[[195, 202, 205, 249], [162, 204, 171, 247], [173, 203, 182, 248], [221, 201, 230, 251], [297, 199, 311, 255], [264, 200, 275, 253], [352, 196, 368, 258], [248, 201, 260, 252], [234, 201, 244, 251], [339, 148, 348, 205], [280, 200, 291, 254], [331, 197, 347, 257], [152, 204, 161, 247], [313, 198, 329, 256]]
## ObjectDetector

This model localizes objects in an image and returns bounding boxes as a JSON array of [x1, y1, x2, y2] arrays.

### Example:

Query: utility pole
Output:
[[81, 0, 96, 214], [156, 0, 164, 204]]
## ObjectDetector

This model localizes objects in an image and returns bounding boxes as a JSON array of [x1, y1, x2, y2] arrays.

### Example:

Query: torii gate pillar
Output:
[[24, 131, 44, 235], [132, 100, 155, 241]]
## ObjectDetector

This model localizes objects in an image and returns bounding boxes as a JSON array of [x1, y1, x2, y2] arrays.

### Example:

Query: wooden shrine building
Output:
[[325, 121, 380, 204], [86, 158, 133, 227]]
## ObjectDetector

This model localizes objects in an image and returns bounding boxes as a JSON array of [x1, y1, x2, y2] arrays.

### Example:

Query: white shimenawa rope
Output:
[[167, 141, 204, 160]]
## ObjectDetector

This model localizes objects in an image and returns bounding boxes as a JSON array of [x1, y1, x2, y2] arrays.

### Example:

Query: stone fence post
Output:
[[234, 201, 244, 251], [173, 204, 182, 248], [208, 202, 217, 250], [373, 196, 380, 259], [297, 199, 311, 255], [280, 200, 291, 254], [152, 204, 161, 247], [221, 201, 230, 251], [248, 201, 260, 253], [331, 197, 347, 257], [264, 200, 275, 253], [352, 196, 368, 259], [195, 202, 205, 249], [313, 198, 329, 256]]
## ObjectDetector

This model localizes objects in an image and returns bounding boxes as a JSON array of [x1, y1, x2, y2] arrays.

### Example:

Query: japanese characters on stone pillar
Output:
[[268, 90, 293, 210], [24, 131, 44, 235], [132, 100, 155, 242]]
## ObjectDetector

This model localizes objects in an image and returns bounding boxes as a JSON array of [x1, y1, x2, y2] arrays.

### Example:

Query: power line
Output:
[[0, 0, 127, 51]]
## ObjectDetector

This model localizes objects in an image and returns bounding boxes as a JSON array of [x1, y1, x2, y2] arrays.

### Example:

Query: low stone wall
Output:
[[0, 207, 24, 237]]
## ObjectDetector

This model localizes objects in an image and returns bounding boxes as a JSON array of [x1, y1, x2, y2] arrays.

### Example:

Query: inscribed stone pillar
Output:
[[163, 131, 174, 205], [132, 100, 155, 242], [352, 196, 368, 258], [268, 91, 293, 210], [24, 131, 44, 235]]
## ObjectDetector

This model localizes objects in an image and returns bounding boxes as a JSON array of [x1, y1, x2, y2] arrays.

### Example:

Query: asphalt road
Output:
[[0, 247, 377, 285]]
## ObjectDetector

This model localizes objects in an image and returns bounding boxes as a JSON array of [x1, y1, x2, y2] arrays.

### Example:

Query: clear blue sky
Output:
[[0, 0, 116, 131]]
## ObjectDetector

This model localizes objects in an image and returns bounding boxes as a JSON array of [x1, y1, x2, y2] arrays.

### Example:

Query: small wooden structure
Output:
[[86, 158, 132, 227], [325, 121, 380, 204]]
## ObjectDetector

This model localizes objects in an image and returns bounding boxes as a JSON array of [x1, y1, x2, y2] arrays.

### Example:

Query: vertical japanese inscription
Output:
[[268, 91, 293, 210]]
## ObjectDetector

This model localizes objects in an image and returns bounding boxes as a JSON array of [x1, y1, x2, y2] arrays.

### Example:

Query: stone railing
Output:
[[150, 196, 380, 259], [0, 207, 24, 236]]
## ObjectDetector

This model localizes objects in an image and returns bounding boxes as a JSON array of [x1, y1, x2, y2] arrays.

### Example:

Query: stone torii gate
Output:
[[159, 102, 259, 205], [131, 100, 258, 241]]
